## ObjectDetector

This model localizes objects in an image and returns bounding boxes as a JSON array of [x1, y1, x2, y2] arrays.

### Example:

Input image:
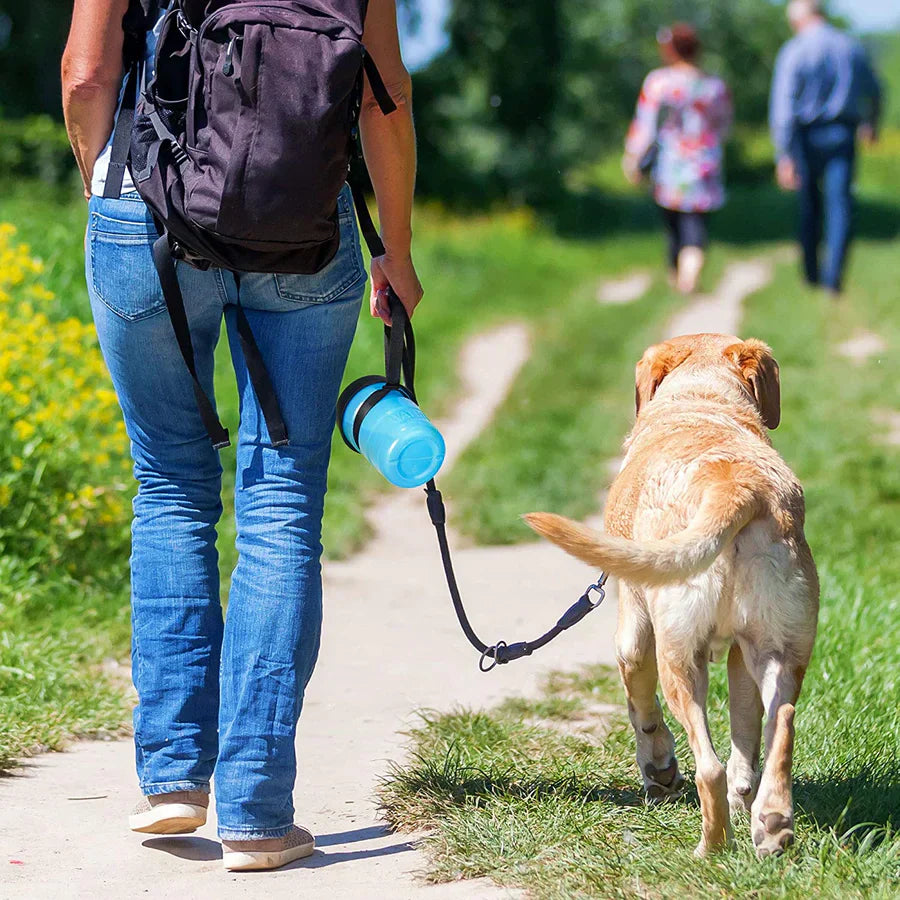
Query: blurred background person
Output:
[[770, 0, 882, 297], [623, 24, 733, 294]]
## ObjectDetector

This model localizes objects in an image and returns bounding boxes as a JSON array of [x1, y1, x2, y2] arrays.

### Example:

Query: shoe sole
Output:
[[129, 803, 207, 835], [223, 840, 315, 871]]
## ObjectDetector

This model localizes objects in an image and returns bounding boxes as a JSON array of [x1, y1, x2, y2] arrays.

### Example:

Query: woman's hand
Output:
[[370, 252, 423, 324], [776, 157, 800, 192], [622, 153, 642, 186]]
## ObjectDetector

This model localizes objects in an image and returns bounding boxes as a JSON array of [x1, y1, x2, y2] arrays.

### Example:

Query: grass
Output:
[[0, 561, 132, 769], [0, 177, 666, 764], [379, 233, 900, 897], [1, 129, 897, 802]]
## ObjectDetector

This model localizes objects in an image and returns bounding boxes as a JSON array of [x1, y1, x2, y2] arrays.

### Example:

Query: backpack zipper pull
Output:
[[222, 36, 237, 76]]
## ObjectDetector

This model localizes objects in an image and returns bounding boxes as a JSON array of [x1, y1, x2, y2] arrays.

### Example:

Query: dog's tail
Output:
[[524, 466, 761, 586]]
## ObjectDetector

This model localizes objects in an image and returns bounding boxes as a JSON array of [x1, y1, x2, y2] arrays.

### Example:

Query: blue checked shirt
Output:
[[769, 22, 882, 161]]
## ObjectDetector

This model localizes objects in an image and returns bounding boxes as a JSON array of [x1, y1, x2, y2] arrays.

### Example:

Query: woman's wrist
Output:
[[380, 227, 412, 259]]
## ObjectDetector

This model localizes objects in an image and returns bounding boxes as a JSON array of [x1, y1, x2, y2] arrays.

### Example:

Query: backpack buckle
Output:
[[169, 143, 189, 167]]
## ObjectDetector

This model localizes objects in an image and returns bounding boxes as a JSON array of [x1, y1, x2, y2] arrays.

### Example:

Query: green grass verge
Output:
[[379, 236, 900, 898], [0, 560, 132, 769], [2, 153, 897, 785], [0, 181, 666, 761]]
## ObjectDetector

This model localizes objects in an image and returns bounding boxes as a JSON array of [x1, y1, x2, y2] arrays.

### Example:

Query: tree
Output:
[[413, 0, 792, 206], [0, 0, 72, 117]]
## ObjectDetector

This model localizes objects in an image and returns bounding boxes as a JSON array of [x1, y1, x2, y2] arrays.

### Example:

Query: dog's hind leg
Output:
[[726, 642, 763, 814], [745, 651, 808, 859], [616, 586, 684, 803], [657, 641, 732, 857]]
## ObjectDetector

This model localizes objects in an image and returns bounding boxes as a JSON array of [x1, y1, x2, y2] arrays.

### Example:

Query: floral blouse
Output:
[[626, 66, 733, 213]]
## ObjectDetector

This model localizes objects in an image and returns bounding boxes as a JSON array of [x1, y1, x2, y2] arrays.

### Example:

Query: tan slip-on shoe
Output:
[[129, 790, 209, 834], [221, 825, 315, 871]]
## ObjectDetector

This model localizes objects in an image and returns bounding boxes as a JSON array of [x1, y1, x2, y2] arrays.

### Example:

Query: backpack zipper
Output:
[[222, 35, 239, 76]]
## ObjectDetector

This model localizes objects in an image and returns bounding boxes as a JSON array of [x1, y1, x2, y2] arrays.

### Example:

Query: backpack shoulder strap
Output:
[[102, 62, 141, 199], [362, 52, 397, 116], [102, 0, 158, 199]]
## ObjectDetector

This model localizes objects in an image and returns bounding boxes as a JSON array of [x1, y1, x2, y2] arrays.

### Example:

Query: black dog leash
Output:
[[382, 291, 608, 671]]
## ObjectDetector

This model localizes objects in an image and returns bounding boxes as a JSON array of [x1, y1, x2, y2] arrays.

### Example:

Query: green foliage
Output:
[[0, 2, 72, 118], [0, 221, 132, 767], [0, 225, 132, 575], [414, 0, 791, 205], [0, 116, 75, 187], [866, 31, 900, 127]]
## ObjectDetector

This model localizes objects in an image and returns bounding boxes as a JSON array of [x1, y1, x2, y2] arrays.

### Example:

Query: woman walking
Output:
[[623, 24, 732, 294], [62, 0, 421, 872]]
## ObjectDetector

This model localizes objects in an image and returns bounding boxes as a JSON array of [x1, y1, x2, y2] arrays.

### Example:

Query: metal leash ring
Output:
[[479, 640, 507, 673]]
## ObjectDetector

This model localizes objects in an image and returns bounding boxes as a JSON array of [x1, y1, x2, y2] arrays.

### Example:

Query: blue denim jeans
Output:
[[796, 123, 856, 292], [86, 186, 365, 839]]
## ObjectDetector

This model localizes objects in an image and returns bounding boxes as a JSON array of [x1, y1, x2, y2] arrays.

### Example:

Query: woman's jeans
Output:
[[85, 186, 365, 839], [796, 122, 856, 292]]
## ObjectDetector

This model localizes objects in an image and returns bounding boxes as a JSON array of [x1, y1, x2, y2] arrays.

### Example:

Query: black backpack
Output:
[[105, 0, 396, 448]]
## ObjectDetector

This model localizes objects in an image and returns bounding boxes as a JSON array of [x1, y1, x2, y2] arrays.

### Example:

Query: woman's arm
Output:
[[623, 72, 661, 184], [714, 80, 733, 140], [61, 0, 129, 199], [360, 0, 422, 322]]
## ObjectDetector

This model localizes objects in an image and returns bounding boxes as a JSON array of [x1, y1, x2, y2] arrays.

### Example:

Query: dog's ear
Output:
[[635, 342, 691, 415], [728, 339, 781, 429]]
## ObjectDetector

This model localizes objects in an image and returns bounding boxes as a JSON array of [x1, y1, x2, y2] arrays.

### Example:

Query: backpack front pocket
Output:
[[204, 19, 362, 246]]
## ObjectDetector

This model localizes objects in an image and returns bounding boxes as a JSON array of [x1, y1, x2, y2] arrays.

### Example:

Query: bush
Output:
[[0, 115, 77, 186], [0, 223, 132, 574]]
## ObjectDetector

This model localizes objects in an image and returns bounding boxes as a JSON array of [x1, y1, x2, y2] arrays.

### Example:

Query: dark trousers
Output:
[[795, 123, 856, 291], [659, 207, 709, 271]]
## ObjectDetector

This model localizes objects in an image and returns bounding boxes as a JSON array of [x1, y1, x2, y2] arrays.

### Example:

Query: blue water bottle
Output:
[[337, 291, 445, 488]]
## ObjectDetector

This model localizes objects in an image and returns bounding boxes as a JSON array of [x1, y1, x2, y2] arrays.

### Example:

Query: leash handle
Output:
[[384, 289, 415, 393], [382, 290, 608, 671]]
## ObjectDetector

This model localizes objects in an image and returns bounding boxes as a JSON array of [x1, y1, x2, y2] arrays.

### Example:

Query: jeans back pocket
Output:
[[88, 197, 167, 322], [273, 187, 366, 305]]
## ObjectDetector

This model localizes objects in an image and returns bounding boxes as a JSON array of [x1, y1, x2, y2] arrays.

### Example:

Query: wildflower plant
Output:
[[0, 224, 131, 573]]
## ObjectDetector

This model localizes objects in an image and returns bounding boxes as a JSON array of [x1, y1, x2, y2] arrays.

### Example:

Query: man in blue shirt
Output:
[[769, 0, 881, 295]]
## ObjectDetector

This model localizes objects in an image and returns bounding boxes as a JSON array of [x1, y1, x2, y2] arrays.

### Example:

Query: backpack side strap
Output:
[[231, 287, 290, 447], [151, 235, 231, 449]]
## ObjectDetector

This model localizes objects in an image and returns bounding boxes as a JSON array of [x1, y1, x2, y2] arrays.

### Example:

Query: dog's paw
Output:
[[693, 834, 734, 858], [643, 758, 685, 804], [727, 757, 759, 815], [752, 810, 794, 859], [727, 780, 756, 816]]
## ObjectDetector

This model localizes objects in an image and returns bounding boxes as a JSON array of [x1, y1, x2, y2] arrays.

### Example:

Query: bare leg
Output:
[[748, 653, 807, 858], [676, 247, 705, 294], [616, 587, 683, 802], [726, 642, 763, 814], [658, 647, 732, 856]]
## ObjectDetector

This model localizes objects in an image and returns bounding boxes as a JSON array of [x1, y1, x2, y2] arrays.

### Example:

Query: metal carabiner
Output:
[[584, 572, 609, 608]]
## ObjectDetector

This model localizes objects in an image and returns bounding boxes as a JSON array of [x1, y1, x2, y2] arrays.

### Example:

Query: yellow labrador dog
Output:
[[526, 334, 818, 859]]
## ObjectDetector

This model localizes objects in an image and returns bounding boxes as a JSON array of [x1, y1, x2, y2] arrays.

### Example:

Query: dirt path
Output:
[[665, 257, 774, 339], [0, 260, 777, 900]]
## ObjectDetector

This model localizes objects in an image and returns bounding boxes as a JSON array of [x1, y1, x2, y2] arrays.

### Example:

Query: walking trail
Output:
[[0, 256, 776, 900]]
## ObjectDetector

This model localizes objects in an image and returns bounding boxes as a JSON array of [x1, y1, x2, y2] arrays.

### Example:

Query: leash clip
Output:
[[584, 572, 609, 608]]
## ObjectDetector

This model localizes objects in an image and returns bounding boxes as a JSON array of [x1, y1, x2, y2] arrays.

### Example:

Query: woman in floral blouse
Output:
[[624, 24, 733, 293]]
